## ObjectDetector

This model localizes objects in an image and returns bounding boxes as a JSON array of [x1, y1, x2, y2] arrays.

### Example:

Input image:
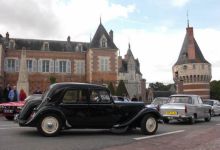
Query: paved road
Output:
[[0, 115, 220, 150]]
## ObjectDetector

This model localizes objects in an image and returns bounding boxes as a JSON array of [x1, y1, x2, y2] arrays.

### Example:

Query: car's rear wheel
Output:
[[189, 115, 195, 124], [5, 115, 14, 121], [141, 114, 158, 135], [205, 113, 211, 122], [37, 114, 62, 137]]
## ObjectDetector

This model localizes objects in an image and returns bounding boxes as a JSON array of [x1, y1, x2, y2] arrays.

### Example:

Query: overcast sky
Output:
[[0, 0, 219, 84]]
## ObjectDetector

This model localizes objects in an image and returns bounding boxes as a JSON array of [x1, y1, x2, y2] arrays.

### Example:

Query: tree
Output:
[[49, 76, 56, 84], [108, 82, 115, 95], [210, 80, 220, 100], [149, 82, 173, 91], [116, 80, 128, 96]]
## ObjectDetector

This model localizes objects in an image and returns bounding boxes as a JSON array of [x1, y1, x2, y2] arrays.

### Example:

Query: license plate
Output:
[[166, 111, 177, 115], [3, 109, 14, 113]]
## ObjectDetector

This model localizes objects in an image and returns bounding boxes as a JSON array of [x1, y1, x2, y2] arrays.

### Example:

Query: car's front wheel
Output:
[[141, 114, 158, 135], [37, 114, 62, 137], [205, 112, 211, 122]]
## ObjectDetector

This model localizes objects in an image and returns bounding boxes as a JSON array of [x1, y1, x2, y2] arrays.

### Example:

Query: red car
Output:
[[0, 101, 25, 120], [0, 94, 42, 120]]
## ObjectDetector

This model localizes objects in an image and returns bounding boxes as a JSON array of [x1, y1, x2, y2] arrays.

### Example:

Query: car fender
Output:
[[25, 106, 67, 127], [113, 107, 161, 128]]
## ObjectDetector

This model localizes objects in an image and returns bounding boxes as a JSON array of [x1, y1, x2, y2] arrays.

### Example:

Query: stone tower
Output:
[[17, 47, 29, 95], [172, 25, 212, 99]]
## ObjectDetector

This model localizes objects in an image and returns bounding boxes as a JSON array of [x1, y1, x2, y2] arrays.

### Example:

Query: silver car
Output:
[[203, 99, 220, 116], [160, 94, 212, 124]]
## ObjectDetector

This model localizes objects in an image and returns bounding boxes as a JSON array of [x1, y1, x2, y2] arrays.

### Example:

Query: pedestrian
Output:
[[8, 86, 18, 102], [0, 86, 3, 103], [3, 84, 11, 102], [19, 89, 27, 101], [131, 95, 138, 101], [33, 87, 42, 94]]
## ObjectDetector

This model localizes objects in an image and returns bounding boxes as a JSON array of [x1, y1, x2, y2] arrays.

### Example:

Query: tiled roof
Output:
[[175, 28, 209, 65]]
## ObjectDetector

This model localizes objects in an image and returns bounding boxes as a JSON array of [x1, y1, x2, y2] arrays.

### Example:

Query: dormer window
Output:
[[100, 35, 107, 48], [75, 44, 83, 52], [9, 40, 15, 49], [42, 42, 49, 51]]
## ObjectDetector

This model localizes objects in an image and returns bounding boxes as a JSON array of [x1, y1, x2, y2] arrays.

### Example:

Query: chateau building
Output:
[[0, 22, 118, 93], [118, 44, 146, 100], [0, 22, 146, 100], [173, 25, 212, 98]]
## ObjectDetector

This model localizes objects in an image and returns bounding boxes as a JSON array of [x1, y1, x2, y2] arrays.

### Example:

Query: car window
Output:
[[90, 89, 111, 103], [198, 97, 203, 104], [170, 96, 192, 104], [62, 89, 87, 103]]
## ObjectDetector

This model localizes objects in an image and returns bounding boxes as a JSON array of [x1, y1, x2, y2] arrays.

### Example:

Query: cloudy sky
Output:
[[0, 0, 219, 84]]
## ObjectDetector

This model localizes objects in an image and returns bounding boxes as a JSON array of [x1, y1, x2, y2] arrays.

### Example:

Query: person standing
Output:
[[3, 84, 11, 102], [8, 86, 18, 102], [19, 89, 27, 101]]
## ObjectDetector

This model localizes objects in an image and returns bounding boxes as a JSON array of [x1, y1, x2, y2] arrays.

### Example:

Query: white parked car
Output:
[[203, 99, 220, 116], [160, 94, 212, 124]]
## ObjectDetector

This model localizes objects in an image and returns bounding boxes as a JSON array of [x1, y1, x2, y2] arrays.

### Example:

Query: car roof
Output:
[[52, 82, 107, 89], [171, 94, 199, 97]]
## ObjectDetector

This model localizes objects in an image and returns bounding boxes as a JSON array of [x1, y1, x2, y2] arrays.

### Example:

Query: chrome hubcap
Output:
[[146, 117, 156, 132], [41, 116, 59, 134]]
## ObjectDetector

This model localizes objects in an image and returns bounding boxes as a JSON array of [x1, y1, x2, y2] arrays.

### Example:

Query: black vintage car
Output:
[[18, 82, 161, 136]]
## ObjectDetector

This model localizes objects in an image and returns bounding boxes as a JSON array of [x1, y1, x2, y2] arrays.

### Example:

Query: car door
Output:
[[214, 101, 220, 115], [59, 88, 89, 128], [88, 89, 120, 128]]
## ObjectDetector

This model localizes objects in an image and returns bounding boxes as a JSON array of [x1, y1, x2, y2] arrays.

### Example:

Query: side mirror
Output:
[[46, 97, 51, 101]]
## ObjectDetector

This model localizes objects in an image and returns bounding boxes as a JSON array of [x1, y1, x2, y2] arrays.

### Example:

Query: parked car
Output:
[[203, 99, 220, 116], [146, 97, 170, 111], [18, 82, 161, 137], [160, 94, 212, 124], [0, 94, 42, 120], [112, 96, 130, 102]]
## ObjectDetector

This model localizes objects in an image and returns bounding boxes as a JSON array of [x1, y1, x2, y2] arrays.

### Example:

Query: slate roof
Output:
[[90, 23, 117, 49], [3, 38, 90, 52], [175, 28, 209, 65], [119, 45, 142, 75]]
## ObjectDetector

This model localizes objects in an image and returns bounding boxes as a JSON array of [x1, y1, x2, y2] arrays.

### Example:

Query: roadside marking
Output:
[[216, 124, 220, 126], [0, 127, 21, 130], [134, 130, 185, 140]]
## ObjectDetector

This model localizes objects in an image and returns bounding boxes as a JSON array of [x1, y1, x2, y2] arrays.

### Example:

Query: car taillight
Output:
[[185, 105, 187, 113]]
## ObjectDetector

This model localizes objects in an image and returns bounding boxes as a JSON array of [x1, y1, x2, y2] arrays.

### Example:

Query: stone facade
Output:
[[118, 44, 146, 100], [173, 26, 212, 98]]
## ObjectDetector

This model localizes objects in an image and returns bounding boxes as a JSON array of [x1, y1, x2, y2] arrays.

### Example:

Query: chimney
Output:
[[67, 36, 71, 42], [186, 27, 196, 60], [6, 32, 9, 41], [109, 30, 113, 41]]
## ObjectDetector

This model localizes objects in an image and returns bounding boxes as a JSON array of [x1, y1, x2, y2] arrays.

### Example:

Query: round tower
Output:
[[173, 26, 212, 99]]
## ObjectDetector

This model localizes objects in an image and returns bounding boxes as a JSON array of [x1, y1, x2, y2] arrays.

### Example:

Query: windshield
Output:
[[203, 101, 214, 106], [152, 98, 170, 105], [170, 96, 192, 104]]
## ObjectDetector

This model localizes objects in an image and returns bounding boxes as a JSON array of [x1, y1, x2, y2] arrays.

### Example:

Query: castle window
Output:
[[4, 58, 19, 72], [42, 60, 50, 72], [100, 35, 107, 48], [183, 65, 187, 70], [55, 59, 71, 73], [99, 57, 109, 72], [7, 59, 15, 72], [59, 61, 67, 73], [27, 60, 33, 72], [75, 60, 85, 75]]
